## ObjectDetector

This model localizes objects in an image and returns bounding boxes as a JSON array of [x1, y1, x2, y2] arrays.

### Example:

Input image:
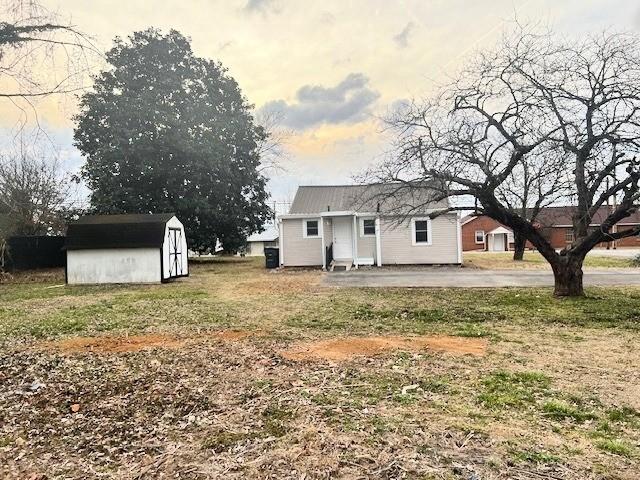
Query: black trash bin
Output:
[[264, 247, 279, 269]]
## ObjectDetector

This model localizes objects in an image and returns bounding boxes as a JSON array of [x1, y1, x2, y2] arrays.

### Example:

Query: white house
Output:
[[244, 224, 279, 256], [64, 213, 188, 284], [278, 184, 462, 269]]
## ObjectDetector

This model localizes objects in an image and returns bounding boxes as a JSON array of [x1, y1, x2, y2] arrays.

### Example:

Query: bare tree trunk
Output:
[[513, 231, 526, 261], [551, 255, 585, 297]]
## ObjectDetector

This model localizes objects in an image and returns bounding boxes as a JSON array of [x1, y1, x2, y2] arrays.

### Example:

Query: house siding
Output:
[[357, 234, 376, 260], [380, 214, 459, 265], [281, 218, 322, 266]]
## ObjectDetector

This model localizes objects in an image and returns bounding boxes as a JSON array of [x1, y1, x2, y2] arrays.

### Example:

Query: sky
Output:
[[2, 0, 640, 205]]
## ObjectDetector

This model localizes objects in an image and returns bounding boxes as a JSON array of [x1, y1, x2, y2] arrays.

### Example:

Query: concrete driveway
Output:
[[322, 268, 640, 288]]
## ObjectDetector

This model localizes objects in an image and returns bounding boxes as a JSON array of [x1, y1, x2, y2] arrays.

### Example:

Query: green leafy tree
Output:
[[74, 28, 270, 253]]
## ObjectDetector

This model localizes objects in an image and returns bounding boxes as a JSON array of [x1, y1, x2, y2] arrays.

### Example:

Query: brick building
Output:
[[461, 206, 640, 252]]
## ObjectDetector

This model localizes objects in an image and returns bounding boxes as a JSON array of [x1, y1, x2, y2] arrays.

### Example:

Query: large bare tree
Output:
[[370, 30, 640, 296], [0, 0, 98, 127]]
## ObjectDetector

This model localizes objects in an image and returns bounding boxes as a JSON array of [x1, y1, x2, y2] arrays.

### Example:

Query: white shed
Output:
[[64, 214, 188, 285]]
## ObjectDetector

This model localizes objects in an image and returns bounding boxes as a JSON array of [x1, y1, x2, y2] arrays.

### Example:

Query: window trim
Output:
[[302, 218, 320, 238], [474, 230, 485, 244], [565, 229, 574, 243], [359, 217, 376, 237], [411, 217, 432, 246]]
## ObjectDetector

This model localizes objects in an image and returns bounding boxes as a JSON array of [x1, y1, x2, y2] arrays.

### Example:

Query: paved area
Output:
[[322, 268, 640, 288]]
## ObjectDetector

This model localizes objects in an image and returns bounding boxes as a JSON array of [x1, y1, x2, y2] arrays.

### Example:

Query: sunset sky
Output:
[[2, 0, 640, 205]]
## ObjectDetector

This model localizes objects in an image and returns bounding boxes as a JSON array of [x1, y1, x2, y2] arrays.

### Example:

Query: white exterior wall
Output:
[[162, 216, 189, 279], [247, 241, 265, 256], [380, 214, 460, 264], [357, 220, 377, 261], [67, 248, 161, 285], [281, 218, 322, 266]]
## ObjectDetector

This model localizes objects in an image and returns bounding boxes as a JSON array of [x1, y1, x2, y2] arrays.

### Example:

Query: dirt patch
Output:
[[41, 330, 254, 354], [280, 335, 487, 362], [43, 334, 185, 354]]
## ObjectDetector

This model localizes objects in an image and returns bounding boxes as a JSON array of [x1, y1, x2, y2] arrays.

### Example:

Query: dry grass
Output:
[[464, 251, 636, 270], [1, 257, 639, 479]]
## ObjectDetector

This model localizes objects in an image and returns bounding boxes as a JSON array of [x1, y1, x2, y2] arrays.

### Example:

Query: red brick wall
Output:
[[463, 217, 640, 251], [462, 217, 514, 251]]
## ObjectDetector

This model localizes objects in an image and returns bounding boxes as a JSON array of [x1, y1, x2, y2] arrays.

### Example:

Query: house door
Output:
[[492, 233, 505, 252], [168, 228, 184, 277], [332, 217, 353, 260]]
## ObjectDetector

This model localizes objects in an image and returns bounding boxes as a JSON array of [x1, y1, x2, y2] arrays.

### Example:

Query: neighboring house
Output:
[[244, 224, 279, 256], [462, 206, 640, 251], [64, 213, 188, 284], [278, 184, 461, 269], [461, 215, 515, 252]]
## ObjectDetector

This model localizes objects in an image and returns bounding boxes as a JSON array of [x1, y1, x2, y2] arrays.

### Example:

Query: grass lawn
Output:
[[1, 257, 640, 478], [464, 251, 637, 269]]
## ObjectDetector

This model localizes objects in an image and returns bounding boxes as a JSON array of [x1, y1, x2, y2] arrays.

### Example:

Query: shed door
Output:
[[168, 228, 184, 277]]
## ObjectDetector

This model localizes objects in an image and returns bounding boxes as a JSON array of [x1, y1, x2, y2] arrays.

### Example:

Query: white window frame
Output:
[[475, 230, 485, 244], [411, 217, 432, 246], [302, 218, 320, 238], [359, 217, 376, 237]]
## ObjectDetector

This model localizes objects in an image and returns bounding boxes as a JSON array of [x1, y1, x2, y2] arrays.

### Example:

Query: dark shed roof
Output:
[[65, 213, 176, 250]]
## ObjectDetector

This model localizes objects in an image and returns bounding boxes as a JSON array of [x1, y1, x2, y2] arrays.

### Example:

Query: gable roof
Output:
[[461, 206, 640, 228], [65, 213, 176, 250], [289, 183, 449, 215], [247, 224, 279, 242], [534, 206, 640, 226]]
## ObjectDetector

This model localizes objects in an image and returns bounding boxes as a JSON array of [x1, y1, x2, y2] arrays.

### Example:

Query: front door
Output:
[[168, 228, 184, 277], [492, 233, 505, 252], [332, 217, 353, 260]]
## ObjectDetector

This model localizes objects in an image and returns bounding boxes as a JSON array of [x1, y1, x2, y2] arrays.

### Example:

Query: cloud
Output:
[[244, 0, 278, 14], [393, 22, 415, 48], [259, 73, 380, 130]]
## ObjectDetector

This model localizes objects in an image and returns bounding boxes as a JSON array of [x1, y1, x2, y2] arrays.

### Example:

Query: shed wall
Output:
[[67, 248, 161, 284]]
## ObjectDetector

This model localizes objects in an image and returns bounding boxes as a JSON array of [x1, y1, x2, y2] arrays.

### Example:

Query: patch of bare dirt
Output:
[[280, 335, 487, 362], [40, 330, 254, 354], [42, 334, 184, 354]]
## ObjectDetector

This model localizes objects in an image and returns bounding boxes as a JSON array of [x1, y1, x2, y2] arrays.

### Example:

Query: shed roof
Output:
[[65, 213, 176, 250], [289, 183, 449, 215]]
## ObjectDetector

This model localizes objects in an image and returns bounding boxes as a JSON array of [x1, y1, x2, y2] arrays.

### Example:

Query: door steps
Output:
[[330, 260, 353, 272]]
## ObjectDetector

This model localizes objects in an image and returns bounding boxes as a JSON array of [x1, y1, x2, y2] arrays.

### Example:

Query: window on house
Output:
[[565, 230, 574, 243], [475, 230, 485, 244], [412, 218, 431, 245], [304, 219, 319, 238], [361, 218, 376, 236]]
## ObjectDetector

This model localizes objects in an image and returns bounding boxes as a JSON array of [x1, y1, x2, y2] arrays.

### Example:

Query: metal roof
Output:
[[65, 213, 176, 250], [247, 224, 279, 242], [288, 183, 449, 215]]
